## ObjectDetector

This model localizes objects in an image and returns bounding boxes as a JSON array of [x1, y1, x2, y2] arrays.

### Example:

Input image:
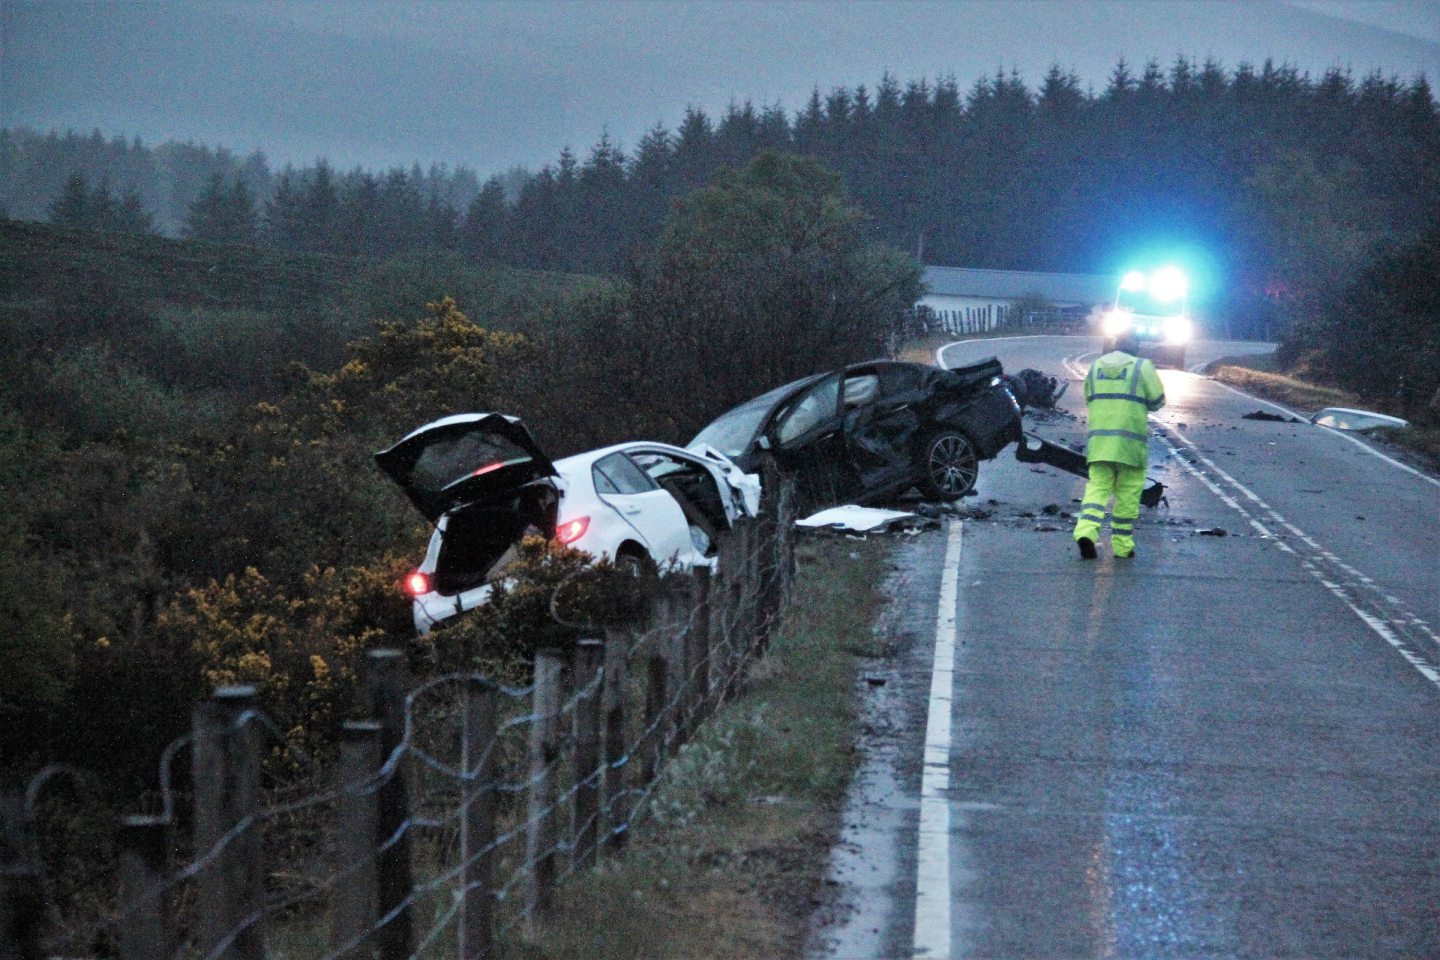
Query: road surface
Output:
[[810, 336, 1440, 959]]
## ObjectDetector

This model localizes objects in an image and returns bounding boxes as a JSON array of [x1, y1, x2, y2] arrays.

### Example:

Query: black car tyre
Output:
[[615, 545, 657, 577], [922, 431, 979, 500]]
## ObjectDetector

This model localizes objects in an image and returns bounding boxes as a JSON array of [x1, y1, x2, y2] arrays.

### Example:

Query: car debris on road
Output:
[[795, 505, 931, 534], [1309, 407, 1410, 431], [1004, 368, 1067, 410], [1242, 409, 1303, 423], [1014, 432, 1167, 508]]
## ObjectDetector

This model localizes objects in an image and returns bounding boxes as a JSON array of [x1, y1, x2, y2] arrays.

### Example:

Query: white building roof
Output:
[[922, 266, 1115, 305]]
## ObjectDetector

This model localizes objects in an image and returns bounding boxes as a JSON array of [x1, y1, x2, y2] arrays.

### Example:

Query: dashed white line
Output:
[[913, 520, 964, 959], [1155, 426, 1440, 690], [1204, 376, 1440, 490]]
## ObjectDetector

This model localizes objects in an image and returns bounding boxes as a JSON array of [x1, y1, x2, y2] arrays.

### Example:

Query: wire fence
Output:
[[2, 481, 798, 960]]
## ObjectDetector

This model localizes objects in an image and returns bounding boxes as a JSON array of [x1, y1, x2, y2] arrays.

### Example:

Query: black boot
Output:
[[1077, 537, 1097, 560]]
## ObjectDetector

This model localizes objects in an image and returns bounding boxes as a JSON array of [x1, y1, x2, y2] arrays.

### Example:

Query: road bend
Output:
[[810, 336, 1440, 960]]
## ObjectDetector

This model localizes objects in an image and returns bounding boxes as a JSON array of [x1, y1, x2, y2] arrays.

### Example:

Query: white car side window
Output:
[[594, 453, 657, 494]]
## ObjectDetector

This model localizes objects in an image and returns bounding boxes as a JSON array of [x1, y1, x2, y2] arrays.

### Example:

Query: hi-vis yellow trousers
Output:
[[1072, 461, 1146, 556]]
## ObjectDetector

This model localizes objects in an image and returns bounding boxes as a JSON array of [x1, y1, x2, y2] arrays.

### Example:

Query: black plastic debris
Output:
[[1243, 410, 1302, 423], [1041, 503, 1061, 515], [1197, 527, 1229, 537], [1004, 368, 1067, 410], [1017, 432, 1168, 509]]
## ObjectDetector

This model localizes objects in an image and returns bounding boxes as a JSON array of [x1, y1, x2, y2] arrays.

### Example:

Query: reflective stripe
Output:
[[1089, 392, 1149, 404], [1147, 393, 1166, 411], [1081, 512, 1106, 523], [1088, 428, 1149, 442], [1128, 356, 1144, 392], [1081, 502, 1108, 511]]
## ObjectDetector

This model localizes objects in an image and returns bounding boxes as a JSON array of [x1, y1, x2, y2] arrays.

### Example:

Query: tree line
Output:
[[5, 57, 1437, 302]]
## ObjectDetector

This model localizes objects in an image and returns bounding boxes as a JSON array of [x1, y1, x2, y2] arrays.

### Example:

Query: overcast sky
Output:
[[3, 0, 1437, 176]]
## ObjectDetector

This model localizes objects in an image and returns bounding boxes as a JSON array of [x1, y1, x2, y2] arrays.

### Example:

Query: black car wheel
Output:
[[922, 431, 979, 500], [615, 545, 657, 577]]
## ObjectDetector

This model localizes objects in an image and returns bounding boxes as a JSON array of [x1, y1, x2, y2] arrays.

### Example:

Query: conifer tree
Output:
[[49, 173, 93, 228]]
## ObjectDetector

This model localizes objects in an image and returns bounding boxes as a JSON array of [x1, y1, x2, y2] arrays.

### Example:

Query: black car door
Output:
[[844, 363, 927, 496], [767, 372, 853, 507]]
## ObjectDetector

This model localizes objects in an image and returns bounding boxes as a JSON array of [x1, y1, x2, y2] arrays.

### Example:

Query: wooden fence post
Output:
[[688, 567, 713, 730], [658, 591, 695, 753], [328, 720, 381, 960], [524, 647, 565, 933], [600, 629, 629, 854], [640, 648, 668, 790], [192, 685, 264, 960], [779, 478, 798, 606], [116, 815, 172, 960], [0, 788, 44, 960], [364, 650, 414, 960], [458, 680, 497, 960], [570, 640, 604, 871], [722, 526, 749, 702]]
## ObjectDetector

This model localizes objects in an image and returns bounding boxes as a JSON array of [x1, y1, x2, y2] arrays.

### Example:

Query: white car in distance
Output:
[[376, 413, 761, 635]]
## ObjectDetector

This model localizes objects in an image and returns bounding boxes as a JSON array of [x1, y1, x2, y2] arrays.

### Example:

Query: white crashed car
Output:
[[376, 413, 762, 634]]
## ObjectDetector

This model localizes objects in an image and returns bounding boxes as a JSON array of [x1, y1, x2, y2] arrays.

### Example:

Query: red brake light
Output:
[[406, 571, 431, 596], [555, 517, 590, 545]]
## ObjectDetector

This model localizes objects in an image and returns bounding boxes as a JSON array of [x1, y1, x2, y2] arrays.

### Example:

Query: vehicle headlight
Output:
[[1102, 309, 1133, 338], [1162, 316, 1193, 344]]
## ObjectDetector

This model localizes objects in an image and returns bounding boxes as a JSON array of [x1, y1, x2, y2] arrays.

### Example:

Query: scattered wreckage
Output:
[[1014, 432, 1167, 508], [1004, 368, 1067, 410], [376, 413, 760, 635], [690, 358, 1023, 507], [1309, 407, 1410, 431]]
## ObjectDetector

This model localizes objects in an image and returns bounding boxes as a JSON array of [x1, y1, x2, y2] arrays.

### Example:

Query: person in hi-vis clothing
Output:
[[1073, 332, 1166, 559]]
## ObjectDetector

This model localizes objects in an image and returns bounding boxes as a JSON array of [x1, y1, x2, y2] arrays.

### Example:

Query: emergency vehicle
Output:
[[1099, 266, 1193, 369]]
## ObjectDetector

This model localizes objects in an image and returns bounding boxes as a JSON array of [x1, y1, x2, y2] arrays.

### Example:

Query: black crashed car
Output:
[[688, 358, 1022, 507]]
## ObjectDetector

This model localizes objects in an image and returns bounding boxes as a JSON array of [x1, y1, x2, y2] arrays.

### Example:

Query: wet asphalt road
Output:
[[811, 337, 1440, 959]]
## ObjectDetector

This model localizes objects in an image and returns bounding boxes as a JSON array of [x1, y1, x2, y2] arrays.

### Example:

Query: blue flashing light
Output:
[[1148, 266, 1189, 303]]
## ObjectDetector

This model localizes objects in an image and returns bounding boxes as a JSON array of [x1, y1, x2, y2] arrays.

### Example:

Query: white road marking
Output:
[[914, 520, 964, 959], [935, 334, 1092, 368], [1065, 353, 1440, 668], [1062, 354, 1093, 379], [1155, 426, 1440, 690], [1066, 353, 1439, 491], [1204, 377, 1440, 490]]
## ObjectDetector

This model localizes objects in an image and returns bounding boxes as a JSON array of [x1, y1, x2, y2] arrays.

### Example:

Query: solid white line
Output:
[[1063, 354, 1437, 490], [914, 520, 964, 959], [1204, 377, 1440, 490], [1154, 427, 1440, 690], [936, 334, 1093, 368]]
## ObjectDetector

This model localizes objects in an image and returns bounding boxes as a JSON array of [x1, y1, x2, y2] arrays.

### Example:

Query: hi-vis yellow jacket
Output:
[[1083, 350, 1166, 467]]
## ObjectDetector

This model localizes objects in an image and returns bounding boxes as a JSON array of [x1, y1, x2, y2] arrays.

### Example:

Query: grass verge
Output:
[[1209, 360, 1440, 471], [510, 534, 895, 960]]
